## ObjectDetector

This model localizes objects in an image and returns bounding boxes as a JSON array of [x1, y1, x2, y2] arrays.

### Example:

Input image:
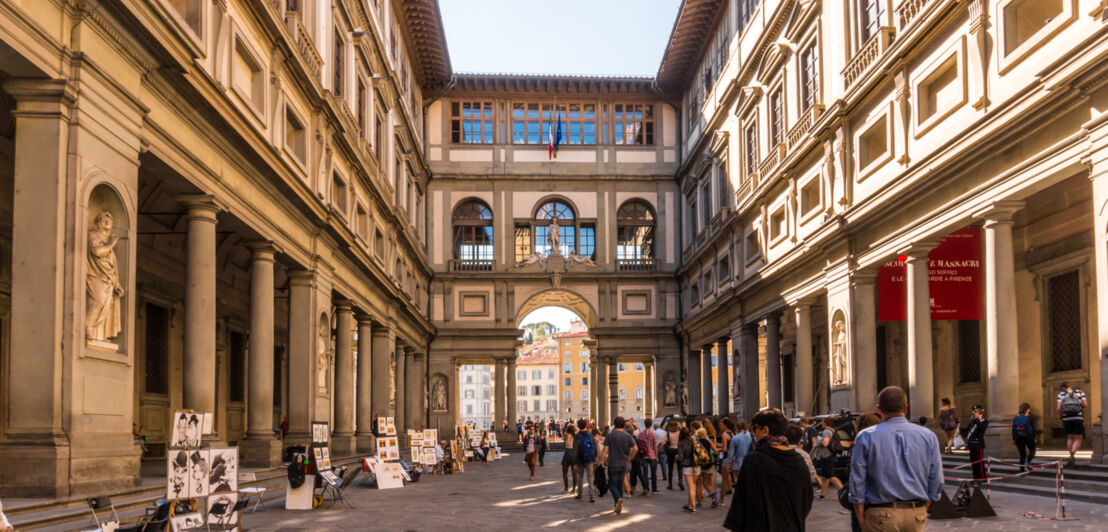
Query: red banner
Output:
[[877, 227, 983, 321]]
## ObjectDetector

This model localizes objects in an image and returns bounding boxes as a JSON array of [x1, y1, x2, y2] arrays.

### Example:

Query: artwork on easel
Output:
[[167, 450, 190, 500], [170, 411, 202, 448], [321, 447, 332, 469], [385, 417, 396, 435], [319, 470, 340, 486], [311, 422, 329, 444], [206, 493, 239, 531], [188, 449, 210, 498], [170, 512, 205, 532], [208, 447, 238, 494], [377, 416, 387, 434], [313, 447, 324, 467]]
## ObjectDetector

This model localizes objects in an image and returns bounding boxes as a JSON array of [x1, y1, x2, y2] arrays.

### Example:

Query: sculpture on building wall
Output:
[[663, 371, 677, 406], [567, 250, 596, 267], [86, 210, 124, 345], [548, 218, 561, 254], [388, 354, 397, 408], [831, 312, 848, 387], [515, 253, 547, 269], [431, 375, 448, 412], [317, 320, 329, 392]]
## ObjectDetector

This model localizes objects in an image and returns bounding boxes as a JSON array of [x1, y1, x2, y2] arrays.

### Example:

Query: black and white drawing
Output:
[[170, 411, 203, 448], [208, 447, 238, 494], [189, 449, 209, 497], [167, 450, 189, 500], [170, 512, 205, 532], [206, 493, 239, 530]]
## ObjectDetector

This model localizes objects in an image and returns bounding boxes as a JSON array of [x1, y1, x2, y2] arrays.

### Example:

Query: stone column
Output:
[[241, 243, 281, 466], [355, 317, 375, 453], [608, 357, 619, 424], [794, 303, 814, 415], [644, 362, 655, 419], [1086, 118, 1108, 463], [494, 358, 507, 432], [590, 355, 600, 420], [394, 343, 407, 434], [701, 346, 713, 414], [286, 271, 314, 442], [735, 322, 760, 418], [331, 301, 356, 456], [982, 205, 1022, 458], [765, 313, 782, 409], [507, 358, 518, 430], [406, 351, 425, 430], [598, 357, 611, 426], [687, 347, 702, 415], [181, 195, 221, 415], [905, 246, 937, 419], [716, 338, 730, 415], [370, 324, 394, 429], [851, 273, 879, 411]]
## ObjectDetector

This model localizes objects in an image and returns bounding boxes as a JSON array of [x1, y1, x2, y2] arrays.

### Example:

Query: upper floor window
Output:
[[860, 0, 884, 43], [333, 29, 344, 96], [165, 0, 203, 38], [452, 200, 493, 263], [563, 363, 572, 374], [616, 200, 655, 262], [769, 87, 785, 146], [614, 104, 654, 145], [800, 42, 820, 111], [744, 121, 759, 177], [563, 103, 597, 144], [533, 200, 578, 256], [737, 0, 759, 34], [452, 101, 495, 144]]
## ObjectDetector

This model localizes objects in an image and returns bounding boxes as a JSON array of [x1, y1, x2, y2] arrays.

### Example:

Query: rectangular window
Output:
[[532, 385, 541, 396], [564, 102, 597, 144], [581, 361, 589, 372], [451, 100, 495, 144], [518, 370, 526, 380], [547, 400, 557, 411], [357, 79, 366, 133], [511, 102, 543, 144], [332, 173, 347, 214], [1003, 0, 1064, 55], [634, 363, 644, 370], [548, 369, 555, 380], [374, 228, 385, 258], [716, 257, 731, 283], [860, 0, 884, 43], [745, 231, 761, 263], [858, 115, 888, 170], [533, 399, 540, 411], [744, 121, 759, 177], [518, 385, 526, 396], [333, 29, 344, 96], [1046, 270, 1082, 373], [699, 183, 711, 229], [532, 370, 541, 380], [144, 302, 170, 394], [618, 388, 627, 400], [917, 55, 960, 125], [800, 178, 821, 217], [355, 204, 369, 240], [564, 377, 572, 386], [564, 363, 572, 374], [769, 87, 785, 146], [514, 224, 532, 262], [618, 363, 627, 371], [229, 331, 246, 402], [581, 390, 589, 400], [957, 320, 981, 384], [564, 390, 572, 401], [579, 224, 596, 260], [613, 103, 654, 145], [769, 206, 787, 241], [285, 108, 307, 163], [518, 400, 526, 413], [546, 384, 556, 395], [800, 42, 820, 111], [634, 387, 644, 399], [232, 39, 264, 108], [581, 376, 589, 386], [466, 405, 473, 415]]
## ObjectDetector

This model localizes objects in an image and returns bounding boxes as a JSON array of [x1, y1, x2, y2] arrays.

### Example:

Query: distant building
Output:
[[554, 324, 591, 419], [458, 365, 492, 429], [516, 340, 559, 421]]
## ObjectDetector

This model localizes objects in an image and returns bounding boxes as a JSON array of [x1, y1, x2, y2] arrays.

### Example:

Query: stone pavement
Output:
[[242, 452, 1108, 531]]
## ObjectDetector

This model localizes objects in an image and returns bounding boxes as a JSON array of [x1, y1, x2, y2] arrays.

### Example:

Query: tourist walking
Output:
[[966, 405, 988, 484], [636, 418, 659, 494], [676, 426, 699, 512], [596, 416, 638, 515], [718, 418, 736, 505], [938, 397, 960, 454], [1057, 382, 1087, 466], [723, 409, 813, 531], [799, 415, 817, 454], [1012, 402, 1036, 473], [538, 429, 548, 467], [726, 420, 753, 488], [847, 412, 883, 532], [627, 420, 644, 495], [652, 421, 668, 483], [665, 421, 682, 490], [523, 426, 540, 480], [516, 419, 524, 443], [562, 424, 579, 492], [696, 427, 720, 508], [479, 432, 490, 465], [848, 386, 942, 532], [784, 424, 818, 485], [574, 419, 597, 502], [810, 417, 844, 500]]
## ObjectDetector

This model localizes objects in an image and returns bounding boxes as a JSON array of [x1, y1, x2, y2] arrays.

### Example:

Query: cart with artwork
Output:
[[164, 409, 245, 531]]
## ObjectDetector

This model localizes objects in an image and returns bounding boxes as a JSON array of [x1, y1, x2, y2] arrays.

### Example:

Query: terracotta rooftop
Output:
[[517, 350, 559, 365]]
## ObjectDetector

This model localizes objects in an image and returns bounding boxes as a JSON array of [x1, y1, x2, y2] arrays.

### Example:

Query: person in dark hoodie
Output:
[[723, 408, 813, 531]]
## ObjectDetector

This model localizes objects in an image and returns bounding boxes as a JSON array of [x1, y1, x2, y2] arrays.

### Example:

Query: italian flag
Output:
[[548, 111, 562, 160]]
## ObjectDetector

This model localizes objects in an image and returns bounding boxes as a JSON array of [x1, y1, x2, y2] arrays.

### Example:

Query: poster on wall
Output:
[[208, 447, 238, 494], [206, 493, 239, 531], [167, 450, 190, 500], [877, 227, 984, 321]]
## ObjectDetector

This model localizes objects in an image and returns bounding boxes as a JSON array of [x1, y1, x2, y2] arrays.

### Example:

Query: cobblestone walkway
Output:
[[243, 452, 1107, 531]]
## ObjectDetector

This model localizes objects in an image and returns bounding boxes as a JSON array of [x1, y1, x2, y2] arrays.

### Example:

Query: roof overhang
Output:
[[395, 0, 453, 91], [655, 0, 727, 98], [448, 73, 657, 96]]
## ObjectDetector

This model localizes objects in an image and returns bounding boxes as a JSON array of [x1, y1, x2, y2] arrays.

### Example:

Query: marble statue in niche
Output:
[[548, 218, 561, 255], [663, 371, 677, 406], [317, 320, 329, 393], [388, 354, 397, 408], [86, 210, 124, 347], [831, 313, 848, 387], [431, 376, 447, 412]]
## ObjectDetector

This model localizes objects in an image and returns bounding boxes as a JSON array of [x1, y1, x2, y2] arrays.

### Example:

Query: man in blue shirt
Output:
[[726, 421, 753, 482], [849, 386, 942, 532]]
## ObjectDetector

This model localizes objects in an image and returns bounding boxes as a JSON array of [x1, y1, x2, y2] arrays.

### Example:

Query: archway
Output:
[[514, 288, 598, 330]]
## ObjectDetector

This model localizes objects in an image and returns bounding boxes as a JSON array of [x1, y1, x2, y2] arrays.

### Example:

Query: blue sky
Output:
[[519, 306, 581, 332], [438, 0, 681, 77]]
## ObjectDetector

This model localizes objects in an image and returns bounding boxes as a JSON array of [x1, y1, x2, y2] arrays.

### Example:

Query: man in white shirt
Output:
[[652, 421, 668, 481]]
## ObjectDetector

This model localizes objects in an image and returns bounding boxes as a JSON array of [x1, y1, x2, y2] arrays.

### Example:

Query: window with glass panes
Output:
[[452, 200, 493, 261], [614, 104, 654, 145], [563, 102, 597, 144], [578, 224, 595, 259], [512, 102, 543, 144], [534, 200, 576, 256], [514, 224, 532, 262], [333, 29, 344, 96], [860, 0, 883, 43], [800, 41, 820, 111], [616, 201, 655, 260], [451, 101, 495, 144], [770, 87, 785, 146], [744, 121, 759, 176]]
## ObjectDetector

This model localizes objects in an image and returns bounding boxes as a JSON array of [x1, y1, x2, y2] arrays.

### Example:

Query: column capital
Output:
[[355, 314, 374, 326], [851, 269, 878, 285], [177, 194, 225, 220], [975, 200, 1024, 225], [506, 358, 517, 368], [246, 240, 278, 260], [786, 296, 818, 309], [3, 78, 76, 112], [763, 310, 783, 323], [334, 298, 354, 312], [716, 336, 730, 345], [898, 241, 939, 260]]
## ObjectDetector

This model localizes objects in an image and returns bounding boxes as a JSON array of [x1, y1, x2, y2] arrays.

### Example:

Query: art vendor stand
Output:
[[164, 409, 244, 532]]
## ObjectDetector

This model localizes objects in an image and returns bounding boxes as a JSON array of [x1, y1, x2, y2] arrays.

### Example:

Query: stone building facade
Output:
[[3, 0, 1108, 498]]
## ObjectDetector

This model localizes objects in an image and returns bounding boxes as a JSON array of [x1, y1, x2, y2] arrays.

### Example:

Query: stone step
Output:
[[941, 455, 1108, 505]]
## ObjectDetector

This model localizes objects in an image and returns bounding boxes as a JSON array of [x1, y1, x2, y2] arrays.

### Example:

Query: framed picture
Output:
[[170, 512, 205, 532], [377, 417, 387, 434], [312, 447, 324, 468], [321, 447, 332, 469], [166, 450, 190, 500], [208, 447, 238, 494], [206, 493, 239, 530], [385, 417, 396, 435], [311, 422, 329, 444], [201, 412, 213, 435], [188, 449, 209, 498], [169, 411, 202, 449]]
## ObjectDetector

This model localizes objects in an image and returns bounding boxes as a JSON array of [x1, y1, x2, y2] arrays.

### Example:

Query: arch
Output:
[[452, 198, 493, 264], [514, 288, 599, 330], [616, 199, 656, 263], [452, 198, 493, 221], [616, 199, 655, 222], [533, 197, 576, 221]]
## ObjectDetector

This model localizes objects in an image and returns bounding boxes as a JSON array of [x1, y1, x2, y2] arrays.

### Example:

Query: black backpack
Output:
[[828, 431, 845, 454]]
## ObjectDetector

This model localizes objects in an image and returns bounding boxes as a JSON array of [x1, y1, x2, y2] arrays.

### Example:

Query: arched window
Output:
[[534, 200, 575, 256], [616, 200, 655, 270], [452, 200, 493, 270]]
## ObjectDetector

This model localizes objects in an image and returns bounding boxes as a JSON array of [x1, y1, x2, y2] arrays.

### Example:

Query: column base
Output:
[[331, 434, 357, 458], [239, 437, 284, 468], [0, 436, 141, 499], [1092, 420, 1106, 464], [984, 417, 1020, 459], [356, 433, 377, 454]]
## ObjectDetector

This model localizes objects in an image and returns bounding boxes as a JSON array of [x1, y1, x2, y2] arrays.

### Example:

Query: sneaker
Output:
[[816, 494, 825, 500], [614, 498, 623, 515], [575, 494, 581, 500], [652, 489, 660, 493]]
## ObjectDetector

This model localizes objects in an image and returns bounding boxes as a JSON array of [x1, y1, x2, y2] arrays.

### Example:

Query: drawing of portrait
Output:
[[189, 450, 209, 497], [185, 414, 202, 448], [167, 450, 189, 500], [171, 512, 205, 532], [170, 412, 190, 448], [208, 447, 238, 493]]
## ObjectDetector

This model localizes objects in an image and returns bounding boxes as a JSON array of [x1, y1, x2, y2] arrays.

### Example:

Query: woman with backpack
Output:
[[696, 427, 720, 508], [676, 426, 699, 512], [966, 405, 989, 484], [809, 417, 843, 500], [1012, 402, 1036, 473], [939, 397, 960, 454], [573, 419, 597, 502]]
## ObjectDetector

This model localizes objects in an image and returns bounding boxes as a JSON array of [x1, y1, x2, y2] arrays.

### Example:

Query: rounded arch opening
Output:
[[514, 288, 598, 331]]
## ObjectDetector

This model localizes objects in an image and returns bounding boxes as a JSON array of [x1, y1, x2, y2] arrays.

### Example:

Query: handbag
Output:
[[952, 434, 966, 449]]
